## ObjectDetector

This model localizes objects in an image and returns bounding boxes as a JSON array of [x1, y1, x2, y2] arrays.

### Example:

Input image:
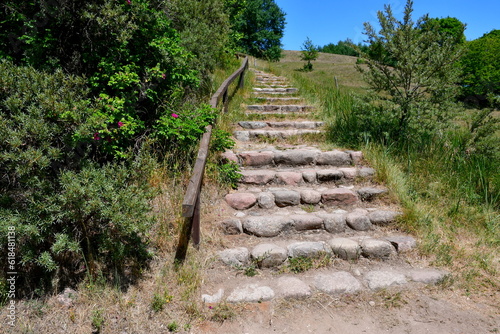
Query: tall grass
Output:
[[269, 54, 499, 291]]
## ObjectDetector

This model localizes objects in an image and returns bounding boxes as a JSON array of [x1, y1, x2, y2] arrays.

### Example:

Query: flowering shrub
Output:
[[154, 104, 218, 148]]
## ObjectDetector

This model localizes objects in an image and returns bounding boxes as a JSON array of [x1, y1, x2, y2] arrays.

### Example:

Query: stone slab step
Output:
[[218, 234, 415, 269], [237, 167, 375, 186], [234, 129, 322, 141], [226, 148, 363, 167], [255, 84, 292, 89], [252, 97, 304, 104], [221, 208, 400, 236], [225, 187, 388, 210], [253, 87, 299, 93], [202, 267, 448, 304], [247, 105, 314, 112], [252, 92, 298, 96], [238, 121, 324, 129]]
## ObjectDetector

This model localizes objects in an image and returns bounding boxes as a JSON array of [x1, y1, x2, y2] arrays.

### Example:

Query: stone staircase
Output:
[[202, 69, 447, 304]]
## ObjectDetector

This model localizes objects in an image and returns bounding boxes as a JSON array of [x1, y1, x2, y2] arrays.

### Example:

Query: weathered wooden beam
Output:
[[175, 56, 248, 264]]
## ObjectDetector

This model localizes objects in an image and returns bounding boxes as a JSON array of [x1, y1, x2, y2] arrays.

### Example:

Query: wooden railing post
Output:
[[222, 89, 229, 113], [191, 182, 201, 246]]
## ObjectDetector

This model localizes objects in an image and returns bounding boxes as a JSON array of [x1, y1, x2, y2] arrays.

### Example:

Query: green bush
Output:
[[1, 0, 200, 159], [0, 61, 157, 295]]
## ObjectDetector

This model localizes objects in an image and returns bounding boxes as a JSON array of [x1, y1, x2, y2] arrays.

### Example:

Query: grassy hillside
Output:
[[265, 50, 499, 295]]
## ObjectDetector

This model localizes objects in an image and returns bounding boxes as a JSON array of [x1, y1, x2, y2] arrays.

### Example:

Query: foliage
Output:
[[0, 61, 157, 295], [319, 40, 369, 56], [154, 104, 217, 150], [461, 30, 500, 100], [300, 37, 318, 71], [420, 17, 466, 45], [356, 0, 464, 142], [0, 0, 200, 159], [230, 0, 286, 61], [166, 0, 232, 90]]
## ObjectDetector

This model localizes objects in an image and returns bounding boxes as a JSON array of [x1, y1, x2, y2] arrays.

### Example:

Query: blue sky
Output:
[[274, 0, 499, 50]]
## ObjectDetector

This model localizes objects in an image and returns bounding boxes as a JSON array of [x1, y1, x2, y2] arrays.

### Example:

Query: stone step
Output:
[[252, 91, 297, 96], [225, 186, 388, 210], [221, 209, 402, 236], [252, 97, 304, 104], [234, 129, 322, 141], [223, 148, 363, 167], [237, 166, 375, 186], [238, 121, 324, 129], [218, 234, 415, 268], [201, 266, 449, 304], [253, 87, 299, 94], [255, 84, 292, 88], [246, 105, 314, 112]]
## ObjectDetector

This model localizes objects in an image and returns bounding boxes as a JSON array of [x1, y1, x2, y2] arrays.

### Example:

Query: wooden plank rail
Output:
[[175, 56, 249, 264]]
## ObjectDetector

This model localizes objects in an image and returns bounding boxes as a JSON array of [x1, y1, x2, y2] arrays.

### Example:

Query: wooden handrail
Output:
[[175, 56, 248, 264]]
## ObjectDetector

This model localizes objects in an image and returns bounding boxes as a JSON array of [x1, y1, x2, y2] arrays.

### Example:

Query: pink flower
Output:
[[162, 73, 166, 80], [118, 121, 124, 127], [171, 113, 179, 118], [126, 0, 131, 4], [93, 132, 100, 141]]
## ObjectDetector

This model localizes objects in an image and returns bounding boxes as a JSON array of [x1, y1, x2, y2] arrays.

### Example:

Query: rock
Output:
[[225, 193, 257, 210], [274, 149, 319, 166], [221, 150, 239, 163], [314, 272, 363, 294], [316, 169, 344, 182], [57, 288, 78, 308], [202, 289, 224, 303], [227, 284, 275, 303], [242, 216, 293, 237], [368, 210, 401, 225], [316, 150, 351, 166], [276, 172, 303, 186], [328, 238, 361, 260], [338, 167, 357, 179], [349, 151, 363, 164], [240, 170, 276, 185], [359, 167, 376, 178], [360, 239, 396, 259], [276, 277, 312, 299], [287, 241, 330, 258], [290, 214, 324, 231], [218, 247, 250, 266], [316, 213, 347, 233], [238, 151, 274, 166], [251, 243, 287, 268], [239, 121, 267, 129], [321, 188, 359, 206], [364, 270, 407, 290], [346, 209, 372, 231], [273, 190, 301, 207], [221, 218, 242, 234], [302, 170, 317, 183], [300, 189, 322, 204], [408, 269, 449, 284], [267, 121, 293, 128], [257, 192, 275, 209], [234, 131, 250, 141], [386, 235, 417, 252], [357, 187, 387, 201]]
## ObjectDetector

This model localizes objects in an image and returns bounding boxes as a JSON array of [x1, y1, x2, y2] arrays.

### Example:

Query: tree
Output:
[[230, 0, 286, 61], [420, 17, 466, 45], [356, 0, 464, 140], [300, 37, 318, 71], [461, 30, 500, 101]]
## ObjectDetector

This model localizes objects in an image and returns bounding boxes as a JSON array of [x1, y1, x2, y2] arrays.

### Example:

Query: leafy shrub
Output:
[[0, 61, 157, 295], [1, 0, 200, 159]]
